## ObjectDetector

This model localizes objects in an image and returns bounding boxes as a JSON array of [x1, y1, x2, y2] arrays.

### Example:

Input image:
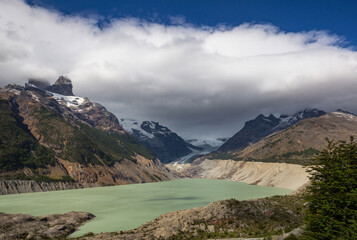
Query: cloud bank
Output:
[[1, 0, 357, 139]]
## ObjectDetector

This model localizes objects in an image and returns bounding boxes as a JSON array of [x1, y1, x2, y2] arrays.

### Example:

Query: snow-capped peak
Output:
[[46, 91, 87, 108]]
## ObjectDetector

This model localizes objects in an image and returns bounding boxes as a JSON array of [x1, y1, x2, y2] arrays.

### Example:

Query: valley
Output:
[[0, 77, 356, 240], [1, 1, 357, 239], [0, 78, 177, 194]]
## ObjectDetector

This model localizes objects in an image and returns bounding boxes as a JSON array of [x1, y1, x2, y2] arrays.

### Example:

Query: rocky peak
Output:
[[2, 77, 125, 135], [141, 121, 171, 135], [245, 114, 280, 128], [120, 119, 194, 163], [292, 108, 326, 120], [46, 76, 74, 96]]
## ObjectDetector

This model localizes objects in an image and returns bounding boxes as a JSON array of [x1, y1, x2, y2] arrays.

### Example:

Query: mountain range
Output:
[[2, 76, 357, 194], [120, 119, 202, 163], [0, 76, 176, 192]]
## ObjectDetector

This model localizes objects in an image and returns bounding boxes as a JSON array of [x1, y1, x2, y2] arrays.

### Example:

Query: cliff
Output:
[[0, 180, 83, 195]]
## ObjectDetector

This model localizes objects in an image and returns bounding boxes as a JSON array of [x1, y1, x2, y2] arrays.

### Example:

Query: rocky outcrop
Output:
[[168, 159, 309, 190], [0, 211, 94, 240], [73, 100, 125, 134], [58, 156, 178, 187], [218, 109, 326, 152], [0, 180, 84, 195], [83, 195, 304, 240], [45, 76, 74, 96]]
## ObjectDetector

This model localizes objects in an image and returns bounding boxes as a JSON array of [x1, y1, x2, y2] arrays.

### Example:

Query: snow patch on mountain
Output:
[[331, 111, 357, 121], [120, 119, 197, 163], [120, 119, 155, 139], [273, 108, 326, 130], [46, 91, 87, 108]]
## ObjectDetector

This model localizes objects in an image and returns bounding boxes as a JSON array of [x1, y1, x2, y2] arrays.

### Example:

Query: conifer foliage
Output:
[[303, 138, 357, 239]]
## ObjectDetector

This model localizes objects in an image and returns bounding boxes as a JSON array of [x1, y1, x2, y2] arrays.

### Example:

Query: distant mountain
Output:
[[185, 138, 227, 148], [120, 119, 201, 163], [0, 77, 175, 193], [232, 111, 357, 164], [174, 138, 228, 164], [218, 108, 326, 152]]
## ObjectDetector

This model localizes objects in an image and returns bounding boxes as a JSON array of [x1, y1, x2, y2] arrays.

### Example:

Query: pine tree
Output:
[[303, 138, 357, 239]]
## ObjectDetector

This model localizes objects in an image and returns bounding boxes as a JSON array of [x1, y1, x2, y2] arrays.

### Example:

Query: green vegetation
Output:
[[281, 148, 319, 159], [0, 100, 55, 171], [166, 195, 306, 240], [1, 96, 154, 182], [76, 122, 154, 164], [32, 105, 154, 166], [303, 138, 357, 239]]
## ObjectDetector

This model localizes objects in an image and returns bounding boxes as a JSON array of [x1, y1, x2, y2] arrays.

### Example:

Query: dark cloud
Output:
[[1, 0, 357, 140]]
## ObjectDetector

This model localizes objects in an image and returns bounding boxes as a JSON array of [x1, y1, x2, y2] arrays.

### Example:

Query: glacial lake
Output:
[[0, 179, 291, 237]]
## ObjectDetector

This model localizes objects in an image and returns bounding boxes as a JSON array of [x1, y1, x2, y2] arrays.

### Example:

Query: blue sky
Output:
[[2, 0, 357, 139], [27, 0, 357, 47]]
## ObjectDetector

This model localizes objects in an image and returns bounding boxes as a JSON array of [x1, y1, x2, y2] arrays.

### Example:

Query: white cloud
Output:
[[1, 0, 357, 139]]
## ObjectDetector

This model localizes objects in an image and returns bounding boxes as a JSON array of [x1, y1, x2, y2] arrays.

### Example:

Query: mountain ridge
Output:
[[0, 77, 177, 194], [218, 108, 326, 152], [214, 111, 357, 165]]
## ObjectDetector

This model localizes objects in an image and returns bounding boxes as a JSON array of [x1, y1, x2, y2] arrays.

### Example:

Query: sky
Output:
[[1, 0, 357, 140]]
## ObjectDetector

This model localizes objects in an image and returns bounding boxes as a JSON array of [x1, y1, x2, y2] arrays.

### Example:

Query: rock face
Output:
[[0, 77, 177, 195], [218, 108, 326, 152], [0, 180, 83, 195], [121, 119, 201, 163], [0, 211, 94, 240], [45, 76, 74, 96]]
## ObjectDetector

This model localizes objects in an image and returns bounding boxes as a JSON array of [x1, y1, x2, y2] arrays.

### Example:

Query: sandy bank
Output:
[[168, 159, 310, 190]]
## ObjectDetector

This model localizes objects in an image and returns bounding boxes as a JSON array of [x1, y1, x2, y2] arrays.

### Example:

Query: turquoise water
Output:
[[0, 179, 291, 237]]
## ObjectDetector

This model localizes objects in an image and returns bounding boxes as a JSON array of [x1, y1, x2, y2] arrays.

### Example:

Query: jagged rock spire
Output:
[[46, 76, 74, 96]]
